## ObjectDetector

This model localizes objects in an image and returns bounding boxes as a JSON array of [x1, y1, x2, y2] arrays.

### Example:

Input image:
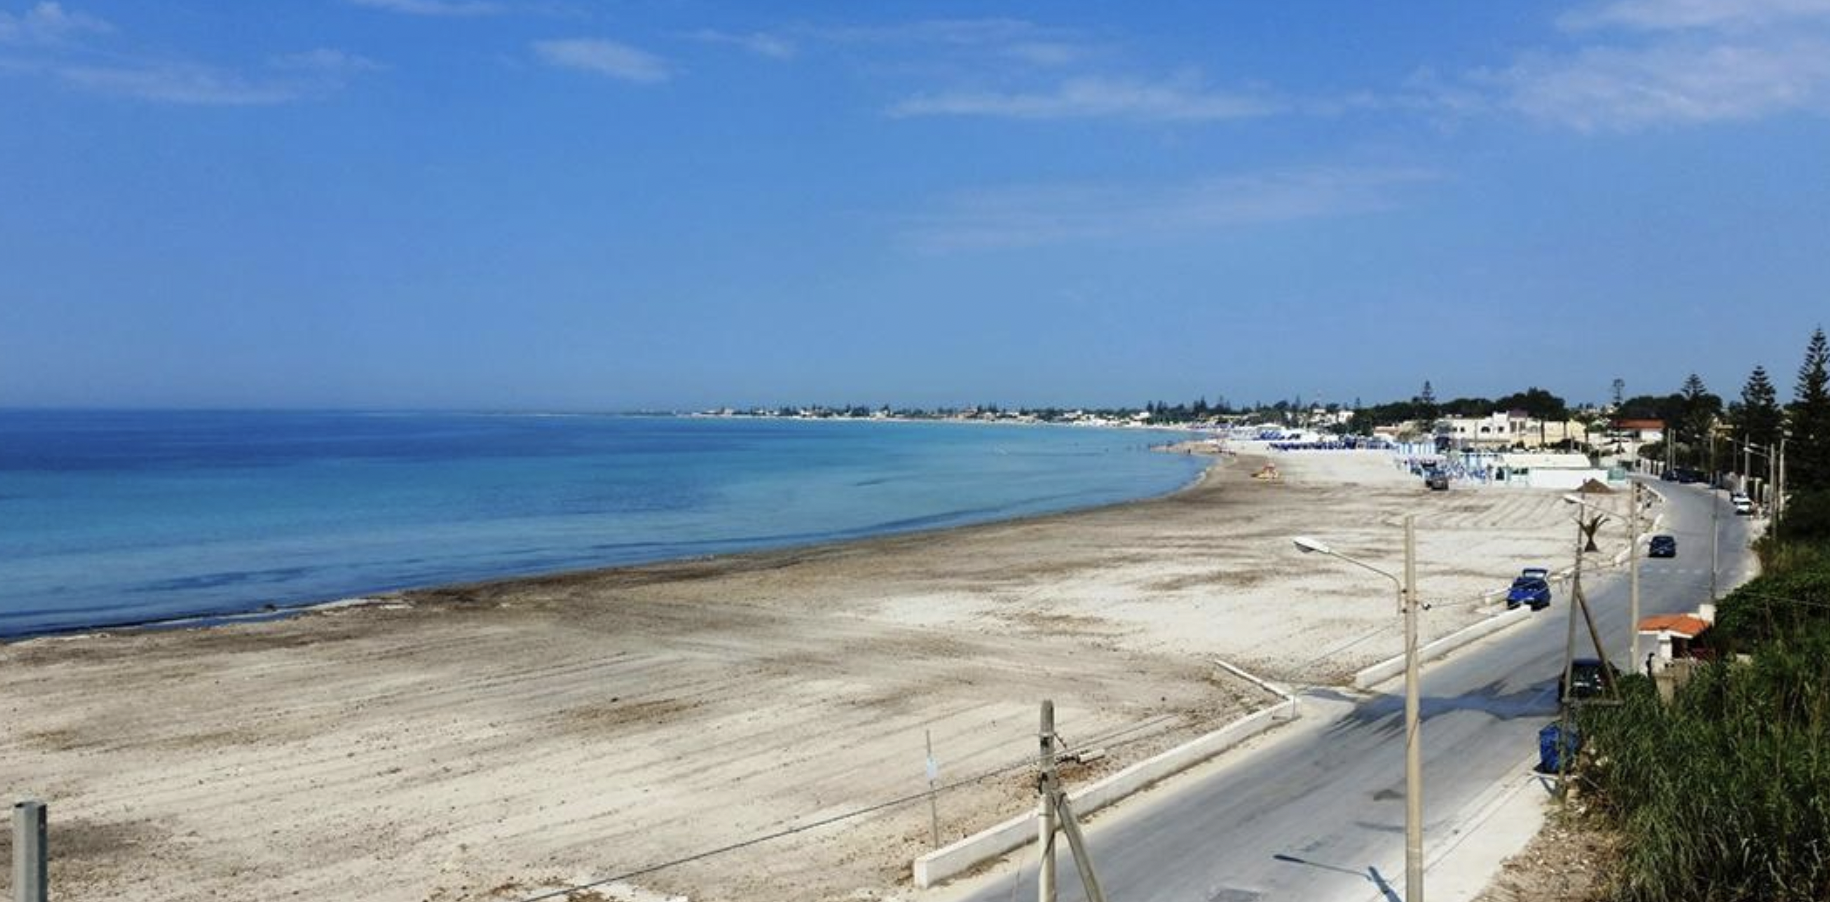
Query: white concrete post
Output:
[[14, 800, 47, 902]]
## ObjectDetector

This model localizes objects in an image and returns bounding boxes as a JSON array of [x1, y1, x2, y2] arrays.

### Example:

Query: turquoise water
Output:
[[0, 411, 1201, 636]]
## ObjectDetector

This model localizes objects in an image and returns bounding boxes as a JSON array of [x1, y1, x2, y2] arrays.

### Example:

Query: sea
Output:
[[0, 411, 1204, 637]]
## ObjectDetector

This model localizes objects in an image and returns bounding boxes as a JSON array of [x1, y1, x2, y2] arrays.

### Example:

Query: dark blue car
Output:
[[1507, 577, 1551, 611], [1649, 535, 1678, 558]]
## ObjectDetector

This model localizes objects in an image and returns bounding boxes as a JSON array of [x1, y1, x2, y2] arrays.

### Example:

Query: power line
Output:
[[512, 711, 1188, 902]]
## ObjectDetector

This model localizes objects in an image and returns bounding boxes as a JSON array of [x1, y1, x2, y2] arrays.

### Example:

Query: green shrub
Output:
[[1576, 543, 1830, 901], [1777, 490, 1830, 545]]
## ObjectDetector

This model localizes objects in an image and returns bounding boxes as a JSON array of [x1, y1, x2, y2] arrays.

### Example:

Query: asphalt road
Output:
[[943, 479, 1757, 902]]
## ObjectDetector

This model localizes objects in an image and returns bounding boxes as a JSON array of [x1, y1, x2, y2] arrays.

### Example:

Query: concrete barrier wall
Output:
[[912, 695, 1298, 888], [1352, 606, 1534, 690]]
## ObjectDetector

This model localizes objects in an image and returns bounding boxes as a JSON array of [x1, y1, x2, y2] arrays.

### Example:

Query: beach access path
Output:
[[0, 449, 1633, 901]]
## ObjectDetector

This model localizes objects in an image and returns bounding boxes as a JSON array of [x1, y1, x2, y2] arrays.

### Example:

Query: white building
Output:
[[1439, 412, 1530, 447], [1494, 452, 1608, 490]]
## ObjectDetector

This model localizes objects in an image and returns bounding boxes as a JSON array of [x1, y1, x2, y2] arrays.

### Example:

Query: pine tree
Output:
[[1791, 327, 1830, 491], [1737, 366, 1783, 458], [1679, 374, 1722, 469], [1415, 380, 1439, 427]]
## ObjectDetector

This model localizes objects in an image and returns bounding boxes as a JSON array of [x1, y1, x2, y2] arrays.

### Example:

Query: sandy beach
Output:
[[0, 448, 1638, 902]]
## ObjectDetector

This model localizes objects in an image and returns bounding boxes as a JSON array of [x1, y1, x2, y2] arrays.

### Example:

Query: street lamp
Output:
[[1293, 514, 1422, 902], [1562, 487, 1647, 666], [1709, 426, 1721, 601], [1742, 439, 1787, 537]]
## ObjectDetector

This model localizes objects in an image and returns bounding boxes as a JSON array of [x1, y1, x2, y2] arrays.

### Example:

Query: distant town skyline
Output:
[[3, 0, 1828, 410]]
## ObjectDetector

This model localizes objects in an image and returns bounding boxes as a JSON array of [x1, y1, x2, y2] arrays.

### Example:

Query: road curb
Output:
[[911, 692, 1300, 888]]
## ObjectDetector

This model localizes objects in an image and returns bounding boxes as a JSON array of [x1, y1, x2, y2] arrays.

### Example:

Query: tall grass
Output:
[[1575, 544, 1830, 901]]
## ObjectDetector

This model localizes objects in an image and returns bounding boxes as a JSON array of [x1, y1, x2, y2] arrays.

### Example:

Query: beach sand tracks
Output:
[[996, 608, 1125, 639], [1146, 567, 1271, 593]]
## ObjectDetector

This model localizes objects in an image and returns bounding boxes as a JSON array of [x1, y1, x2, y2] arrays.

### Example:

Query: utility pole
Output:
[[1035, 701, 1108, 902], [1778, 438, 1788, 539], [1291, 521, 1425, 902], [925, 730, 941, 849], [1557, 515, 1581, 796], [1628, 481, 1642, 665], [1557, 511, 1621, 792], [1768, 440, 1778, 517], [1038, 702, 1057, 902], [1402, 514, 1423, 902], [14, 800, 48, 902], [1710, 431, 1720, 601]]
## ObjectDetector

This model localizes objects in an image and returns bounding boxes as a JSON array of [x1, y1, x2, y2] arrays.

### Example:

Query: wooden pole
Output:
[[1558, 517, 1582, 797], [1402, 514, 1424, 902], [1628, 481, 1642, 665], [1037, 701, 1056, 902], [1053, 794, 1109, 902]]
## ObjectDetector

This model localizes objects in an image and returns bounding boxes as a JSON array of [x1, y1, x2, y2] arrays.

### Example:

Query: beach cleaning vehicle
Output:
[[1648, 535, 1678, 558], [1506, 576, 1551, 611], [1425, 472, 1450, 491], [1521, 566, 1550, 580]]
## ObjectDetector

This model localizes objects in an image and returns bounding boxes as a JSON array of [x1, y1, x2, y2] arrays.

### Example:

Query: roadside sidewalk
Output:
[[1410, 759, 1554, 902]]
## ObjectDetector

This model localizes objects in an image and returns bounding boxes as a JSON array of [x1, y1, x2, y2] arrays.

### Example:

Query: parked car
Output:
[[1561, 657, 1620, 701], [1506, 577, 1551, 611], [1732, 493, 1754, 516], [1648, 534, 1678, 558]]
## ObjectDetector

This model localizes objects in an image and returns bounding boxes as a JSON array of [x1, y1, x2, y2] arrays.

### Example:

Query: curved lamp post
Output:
[[1293, 514, 1422, 902]]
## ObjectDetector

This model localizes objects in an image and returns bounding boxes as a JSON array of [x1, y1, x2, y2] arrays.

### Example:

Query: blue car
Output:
[[1648, 535, 1678, 558], [1507, 577, 1551, 611]]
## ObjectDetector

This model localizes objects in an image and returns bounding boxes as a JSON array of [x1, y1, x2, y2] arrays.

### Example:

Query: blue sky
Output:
[[3, 0, 1828, 411]]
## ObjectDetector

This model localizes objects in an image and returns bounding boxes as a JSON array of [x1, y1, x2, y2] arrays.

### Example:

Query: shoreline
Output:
[[0, 446, 1637, 902], [2, 441, 1221, 644]]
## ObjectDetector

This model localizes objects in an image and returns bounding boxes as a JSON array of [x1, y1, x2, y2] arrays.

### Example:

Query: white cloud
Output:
[[1393, 1, 1830, 131], [45, 48, 381, 105], [55, 62, 304, 105], [1561, 0, 1830, 31], [1001, 41, 1083, 67], [270, 48, 383, 75], [812, 18, 1056, 48], [890, 73, 1276, 122], [0, 3, 378, 105], [804, 18, 1102, 69], [0, 2, 111, 45], [902, 168, 1437, 252], [345, 0, 506, 17], [532, 38, 669, 83], [691, 29, 795, 60], [1491, 38, 1830, 129]]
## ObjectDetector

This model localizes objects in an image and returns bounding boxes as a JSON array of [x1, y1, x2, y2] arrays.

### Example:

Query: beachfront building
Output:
[[1601, 418, 1665, 462], [1437, 413, 1601, 452], [1518, 418, 1594, 449], [1610, 419, 1665, 443], [1493, 452, 1609, 490], [1439, 412, 1527, 447]]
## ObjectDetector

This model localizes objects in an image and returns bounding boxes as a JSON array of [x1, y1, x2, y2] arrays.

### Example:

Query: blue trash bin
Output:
[[1537, 722, 1579, 773]]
